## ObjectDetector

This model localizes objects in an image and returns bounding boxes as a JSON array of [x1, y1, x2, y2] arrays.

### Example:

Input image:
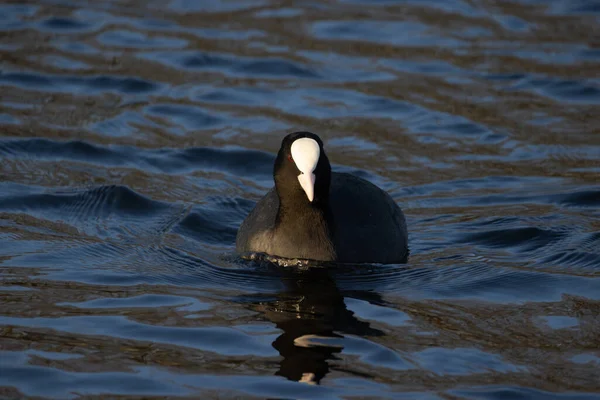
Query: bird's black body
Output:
[[236, 132, 408, 264]]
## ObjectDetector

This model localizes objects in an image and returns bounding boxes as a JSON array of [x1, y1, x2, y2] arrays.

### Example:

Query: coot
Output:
[[236, 132, 408, 264]]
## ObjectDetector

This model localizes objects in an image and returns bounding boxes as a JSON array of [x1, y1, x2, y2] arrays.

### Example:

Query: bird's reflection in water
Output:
[[255, 267, 384, 384]]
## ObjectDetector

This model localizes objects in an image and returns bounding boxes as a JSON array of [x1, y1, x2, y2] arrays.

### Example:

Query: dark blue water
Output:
[[1, 0, 600, 398]]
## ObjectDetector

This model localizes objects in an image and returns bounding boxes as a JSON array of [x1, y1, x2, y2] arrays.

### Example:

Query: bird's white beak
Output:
[[298, 173, 316, 202], [291, 138, 320, 203]]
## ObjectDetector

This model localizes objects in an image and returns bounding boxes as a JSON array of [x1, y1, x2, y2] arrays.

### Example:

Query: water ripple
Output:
[[0, 315, 278, 356], [312, 20, 465, 48], [140, 50, 321, 79], [0, 138, 274, 178], [0, 72, 160, 94], [460, 227, 566, 252], [1, 0, 600, 397]]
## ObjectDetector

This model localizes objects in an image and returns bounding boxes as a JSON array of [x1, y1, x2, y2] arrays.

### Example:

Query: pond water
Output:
[[1, 0, 599, 398]]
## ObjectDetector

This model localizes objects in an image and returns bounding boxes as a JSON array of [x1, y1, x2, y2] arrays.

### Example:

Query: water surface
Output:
[[1, 0, 600, 398]]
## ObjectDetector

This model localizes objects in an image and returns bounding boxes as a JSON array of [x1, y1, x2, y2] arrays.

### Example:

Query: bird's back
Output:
[[329, 172, 408, 264]]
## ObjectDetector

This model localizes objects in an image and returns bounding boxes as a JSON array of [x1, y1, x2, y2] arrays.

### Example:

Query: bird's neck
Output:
[[276, 194, 330, 225]]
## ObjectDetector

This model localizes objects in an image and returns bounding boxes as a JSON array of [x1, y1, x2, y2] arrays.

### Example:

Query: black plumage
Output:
[[236, 132, 408, 264]]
